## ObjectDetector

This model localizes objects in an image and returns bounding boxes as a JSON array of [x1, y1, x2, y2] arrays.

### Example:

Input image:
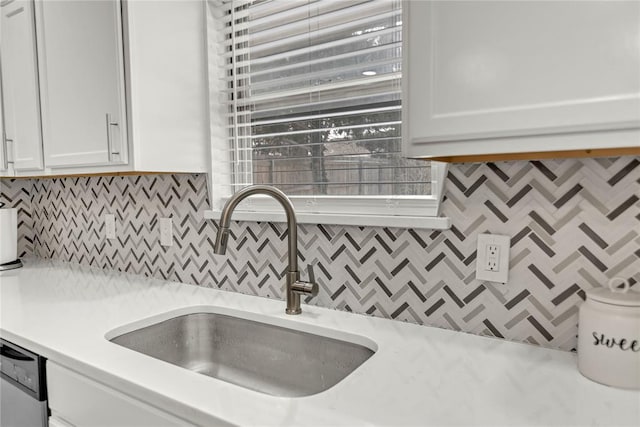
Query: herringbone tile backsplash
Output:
[[1, 157, 639, 351]]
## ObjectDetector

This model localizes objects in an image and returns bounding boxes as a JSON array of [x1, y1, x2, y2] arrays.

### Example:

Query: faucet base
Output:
[[285, 308, 302, 315]]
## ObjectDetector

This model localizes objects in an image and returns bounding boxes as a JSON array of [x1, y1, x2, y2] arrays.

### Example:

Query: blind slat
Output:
[[229, 100, 398, 121], [249, 105, 399, 126], [234, 43, 399, 78], [223, 136, 403, 153], [247, 120, 400, 139], [250, 90, 400, 119], [248, 58, 401, 93], [227, 73, 399, 103]]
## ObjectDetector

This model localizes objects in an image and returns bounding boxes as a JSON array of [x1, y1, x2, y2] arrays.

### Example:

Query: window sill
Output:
[[203, 210, 451, 230]]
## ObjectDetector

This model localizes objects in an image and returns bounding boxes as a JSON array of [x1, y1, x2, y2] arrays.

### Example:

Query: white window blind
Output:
[[207, 0, 449, 228]]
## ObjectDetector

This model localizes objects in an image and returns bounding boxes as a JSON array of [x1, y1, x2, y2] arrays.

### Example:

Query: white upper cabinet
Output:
[[403, 0, 640, 159], [33, 0, 209, 175], [122, 0, 209, 173], [1, 0, 44, 172], [36, 0, 127, 168], [0, 0, 208, 177], [0, 55, 5, 173]]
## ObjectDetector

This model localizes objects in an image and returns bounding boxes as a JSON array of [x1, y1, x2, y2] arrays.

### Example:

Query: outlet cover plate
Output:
[[476, 233, 510, 283]]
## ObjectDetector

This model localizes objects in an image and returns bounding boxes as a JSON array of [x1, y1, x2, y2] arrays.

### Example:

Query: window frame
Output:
[[204, 0, 451, 230]]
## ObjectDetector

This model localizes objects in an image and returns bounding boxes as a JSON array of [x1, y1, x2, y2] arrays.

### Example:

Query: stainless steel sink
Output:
[[109, 312, 375, 397]]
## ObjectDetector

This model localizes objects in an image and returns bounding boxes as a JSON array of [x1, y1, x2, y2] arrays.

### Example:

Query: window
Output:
[[207, 0, 449, 229]]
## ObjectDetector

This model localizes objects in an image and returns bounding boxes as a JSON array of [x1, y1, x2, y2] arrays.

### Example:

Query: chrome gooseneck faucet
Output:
[[213, 185, 318, 315]]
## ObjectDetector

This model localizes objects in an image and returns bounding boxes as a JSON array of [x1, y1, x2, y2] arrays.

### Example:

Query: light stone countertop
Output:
[[1, 259, 638, 426]]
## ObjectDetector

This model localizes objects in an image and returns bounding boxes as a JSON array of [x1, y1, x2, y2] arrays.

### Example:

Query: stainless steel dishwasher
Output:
[[0, 339, 48, 427]]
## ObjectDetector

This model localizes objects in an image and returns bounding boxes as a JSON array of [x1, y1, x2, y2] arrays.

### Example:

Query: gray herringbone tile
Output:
[[2, 156, 639, 352], [0, 179, 33, 257]]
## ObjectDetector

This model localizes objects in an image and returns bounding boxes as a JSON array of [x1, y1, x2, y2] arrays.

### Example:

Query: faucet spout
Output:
[[213, 185, 318, 314]]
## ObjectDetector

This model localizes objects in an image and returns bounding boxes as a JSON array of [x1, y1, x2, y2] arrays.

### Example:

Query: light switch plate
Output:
[[159, 218, 172, 247], [476, 233, 510, 283], [105, 214, 116, 240]]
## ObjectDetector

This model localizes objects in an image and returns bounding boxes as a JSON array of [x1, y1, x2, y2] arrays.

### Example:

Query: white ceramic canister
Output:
[[0, 207, 18, 264], [578, 278, 640, 389]]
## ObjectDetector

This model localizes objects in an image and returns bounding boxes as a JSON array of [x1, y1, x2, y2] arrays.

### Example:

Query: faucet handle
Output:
[[306, 264, 316, 283], [292, 280, 318, 297], [292, 265, 318, 297]]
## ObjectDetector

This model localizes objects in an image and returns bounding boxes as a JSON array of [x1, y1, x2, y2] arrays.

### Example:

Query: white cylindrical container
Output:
[[578, 278, 640, 389], [0, 208, 18, 264]]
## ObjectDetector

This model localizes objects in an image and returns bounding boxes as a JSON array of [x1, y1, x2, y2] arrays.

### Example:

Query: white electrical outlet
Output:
[[476, 234, 510, 283], [159, 218, 173, 247], [486, 244, 500, 271], [105, 214, 116, 240]]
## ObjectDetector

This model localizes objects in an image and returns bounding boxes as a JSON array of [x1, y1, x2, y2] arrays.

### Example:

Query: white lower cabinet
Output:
[[47, 362, 192, 427]]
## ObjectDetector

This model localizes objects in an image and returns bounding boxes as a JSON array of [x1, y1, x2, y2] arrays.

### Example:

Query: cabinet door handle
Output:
[[105, 113, 120, 162], [4, 136, 14, 166], [1, 134, 8, 169]]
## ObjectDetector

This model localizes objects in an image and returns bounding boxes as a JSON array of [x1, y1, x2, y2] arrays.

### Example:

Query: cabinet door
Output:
[[47, 362, 192, 426], [0, 59, 7, 174], [37, 0, 128, 168], [0, 0, 43, 171], [403, 0, 640, 158]]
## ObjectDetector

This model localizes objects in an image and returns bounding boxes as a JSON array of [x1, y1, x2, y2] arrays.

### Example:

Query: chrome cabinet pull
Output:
[[105, 113, 120, 162], [4, 136, 14, 166], [1, 133, 8, 169]]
